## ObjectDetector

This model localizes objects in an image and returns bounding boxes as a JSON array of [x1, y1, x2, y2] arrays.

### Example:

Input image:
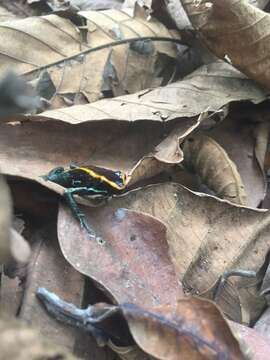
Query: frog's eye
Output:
[[50, 167, 64, 176]]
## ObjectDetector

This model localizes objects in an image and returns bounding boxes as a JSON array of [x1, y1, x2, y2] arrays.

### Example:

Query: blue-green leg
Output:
[[64, 187, 107, 238]]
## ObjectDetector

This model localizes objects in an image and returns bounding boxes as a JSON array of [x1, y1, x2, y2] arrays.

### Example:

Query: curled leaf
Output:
[[183, 134, 247, 205]]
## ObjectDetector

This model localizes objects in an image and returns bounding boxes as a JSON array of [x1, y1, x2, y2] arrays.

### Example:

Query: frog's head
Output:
[[42, 166, 70, 187]]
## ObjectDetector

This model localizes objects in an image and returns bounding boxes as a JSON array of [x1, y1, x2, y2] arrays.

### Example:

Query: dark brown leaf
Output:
[[120, 298, 245, 360]]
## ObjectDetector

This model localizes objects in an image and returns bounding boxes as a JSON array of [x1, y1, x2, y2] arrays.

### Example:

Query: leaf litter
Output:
[[1, 1, 270, 359]]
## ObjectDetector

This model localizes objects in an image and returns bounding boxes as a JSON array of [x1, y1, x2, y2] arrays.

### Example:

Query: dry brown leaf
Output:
[[181, 0, 270, 90], [183, 134, 247, 205], [58, 207, 183, 306], [120, 298, 245, 360], [58, 182, 270, 323]]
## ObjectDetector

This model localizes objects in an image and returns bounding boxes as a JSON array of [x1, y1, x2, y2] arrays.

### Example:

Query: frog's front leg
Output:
[[64, 187, 107, 238]]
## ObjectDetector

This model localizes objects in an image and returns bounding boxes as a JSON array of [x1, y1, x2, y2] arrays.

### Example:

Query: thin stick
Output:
[[24, 36, 185, 77]]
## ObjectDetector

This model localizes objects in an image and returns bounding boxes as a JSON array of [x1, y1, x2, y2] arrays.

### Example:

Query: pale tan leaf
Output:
[[0, 10, 180, 109]]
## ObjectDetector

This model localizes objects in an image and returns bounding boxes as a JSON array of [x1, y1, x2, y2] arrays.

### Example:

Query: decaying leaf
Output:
[[59, 182, 270, 323], [58, 207, 183, 306], [183, 134, 247, 205], [181, 0, 270, 91]]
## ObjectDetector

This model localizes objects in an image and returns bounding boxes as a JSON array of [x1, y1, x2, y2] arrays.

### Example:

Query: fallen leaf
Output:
[[183, 134, 247, 205], [0, 9, 180, 109], [207, 115, 268, 208], [121, 298, 245, 360], [58, 207, 183, 306], [181, 0, 270, 91]]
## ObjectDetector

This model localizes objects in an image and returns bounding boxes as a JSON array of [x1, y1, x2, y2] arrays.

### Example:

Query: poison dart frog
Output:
[[43, 164, 126, 240]]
